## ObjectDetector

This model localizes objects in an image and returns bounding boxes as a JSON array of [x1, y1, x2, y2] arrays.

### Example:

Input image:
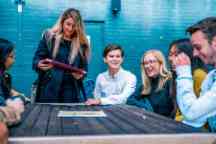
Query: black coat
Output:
[[0, 71, 11, 106], [32, 33, 88, 103], [128, 77, 174, 118]]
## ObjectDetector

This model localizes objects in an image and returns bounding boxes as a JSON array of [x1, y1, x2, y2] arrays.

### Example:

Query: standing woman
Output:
[[127, 50, 174, 117], [33, 8, 90, 103]]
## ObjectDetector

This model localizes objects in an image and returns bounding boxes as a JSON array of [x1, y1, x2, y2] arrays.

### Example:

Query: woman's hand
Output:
[[174, 53, 191, 66], [0, 106, 19, 125], [6, 99, 24, 114], [85, 98, 101, 105], [10, 89, 21, 97], [38, 58, 53, 71], [71, 72, 84, 80]]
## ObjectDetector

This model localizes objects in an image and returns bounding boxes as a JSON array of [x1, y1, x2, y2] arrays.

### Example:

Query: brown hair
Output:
[[186, 17, 216, 43], [103, 44, 124, 58]]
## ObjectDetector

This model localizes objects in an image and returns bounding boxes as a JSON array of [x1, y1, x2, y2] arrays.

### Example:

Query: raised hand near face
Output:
[[174, 53, 191, 66]]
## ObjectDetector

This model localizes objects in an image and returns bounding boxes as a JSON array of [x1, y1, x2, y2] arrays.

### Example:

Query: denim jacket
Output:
[[176, 65, 216, 128]]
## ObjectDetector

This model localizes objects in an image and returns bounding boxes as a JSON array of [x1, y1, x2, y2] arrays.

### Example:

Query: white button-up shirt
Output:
[[94, 68, 136, 105]]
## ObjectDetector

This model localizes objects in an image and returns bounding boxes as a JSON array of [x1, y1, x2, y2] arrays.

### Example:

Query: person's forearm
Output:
[[176, 66, 216, 120], [100, 87, 135, 105], [176, 65, 198, 120]]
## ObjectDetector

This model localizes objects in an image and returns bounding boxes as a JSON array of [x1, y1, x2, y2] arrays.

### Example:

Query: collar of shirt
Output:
[[107, 67, 123, 80], [212, 69, 216, 82]]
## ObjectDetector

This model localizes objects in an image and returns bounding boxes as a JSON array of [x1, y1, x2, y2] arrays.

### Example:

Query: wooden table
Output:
[[9, 103, 216, 144]]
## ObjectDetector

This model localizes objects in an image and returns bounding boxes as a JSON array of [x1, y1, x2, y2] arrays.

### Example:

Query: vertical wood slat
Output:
[[32, 105, 52, 136], [10, 104, 42, 136], [10, 104, 35, 136], [46, 106, 62, 136]]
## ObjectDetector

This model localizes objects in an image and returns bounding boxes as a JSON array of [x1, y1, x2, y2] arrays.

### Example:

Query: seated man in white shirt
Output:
[[85, 44, 136, 105], [174, 17, 216, 130]]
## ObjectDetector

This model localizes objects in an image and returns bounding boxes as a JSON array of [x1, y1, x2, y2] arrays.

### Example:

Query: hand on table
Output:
[[85, 98, 101, 106]]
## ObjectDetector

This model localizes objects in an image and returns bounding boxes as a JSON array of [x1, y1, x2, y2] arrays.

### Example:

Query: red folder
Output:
[[42, 59, 86, 75]]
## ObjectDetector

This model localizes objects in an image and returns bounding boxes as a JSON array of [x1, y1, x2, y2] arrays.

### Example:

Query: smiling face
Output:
[[62, 17, 75, 39], [191, 30, 216, 65], [143, 53, 160, 78], [104, 49, 123, 72]]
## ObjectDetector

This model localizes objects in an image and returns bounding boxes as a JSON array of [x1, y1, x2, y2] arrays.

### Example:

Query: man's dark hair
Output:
[[186, 17, 216, 43], [103, 44, 124, 57]]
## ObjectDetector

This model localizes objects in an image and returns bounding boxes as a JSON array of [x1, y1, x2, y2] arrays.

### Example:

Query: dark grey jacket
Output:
[[32, 32, 88, 103]]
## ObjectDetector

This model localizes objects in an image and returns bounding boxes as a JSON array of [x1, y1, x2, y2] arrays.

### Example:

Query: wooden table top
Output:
[[9, 103, 202, 137]]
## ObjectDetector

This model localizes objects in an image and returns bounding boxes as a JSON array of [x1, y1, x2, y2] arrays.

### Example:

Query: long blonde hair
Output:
[[141, 50, 172, 95], [46, 8, 90, 64]]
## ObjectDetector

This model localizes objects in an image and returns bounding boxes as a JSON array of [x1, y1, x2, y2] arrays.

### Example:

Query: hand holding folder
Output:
[[41, 59, 86, 75]]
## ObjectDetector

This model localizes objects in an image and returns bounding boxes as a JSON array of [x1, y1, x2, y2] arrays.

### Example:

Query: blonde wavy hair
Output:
[[141, 49, 172, 95], [45, 8, 90, 64]]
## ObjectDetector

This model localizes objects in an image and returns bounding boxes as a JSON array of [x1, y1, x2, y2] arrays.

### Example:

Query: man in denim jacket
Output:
[[174, 17, 216, 131]]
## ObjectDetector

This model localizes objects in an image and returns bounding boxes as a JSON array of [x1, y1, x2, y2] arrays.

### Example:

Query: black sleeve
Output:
[[126, 86, 142, 105], [32, 31, 52, 73], [81, 58, 88, 72], [127, 86, 154, 111], [0, 78, 6, 106], [79, 45, 88, 72], [166, 79, 176, 118]]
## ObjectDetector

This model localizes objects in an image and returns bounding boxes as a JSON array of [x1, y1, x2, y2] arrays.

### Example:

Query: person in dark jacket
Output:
[[0, 38, 25, 127], [127, 49, 174, 118], [33, 8, 90, 103]]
